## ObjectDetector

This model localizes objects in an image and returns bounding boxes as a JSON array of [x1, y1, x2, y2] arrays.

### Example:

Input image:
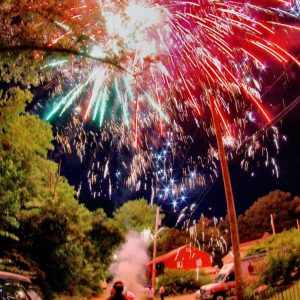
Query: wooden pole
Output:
[[52, 160, 61, 201], [151, 207, 160, 290], [270, 214, 276, 234], [210, 97, 244, 300]]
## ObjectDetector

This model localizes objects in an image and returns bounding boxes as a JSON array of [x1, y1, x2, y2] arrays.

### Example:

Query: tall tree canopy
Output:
[[112, 199, 159, 234], [219, 190, 300, 243], [0, 87, 123, 298]]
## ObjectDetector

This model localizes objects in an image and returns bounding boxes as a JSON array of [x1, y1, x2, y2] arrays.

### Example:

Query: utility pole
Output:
[[50, 160, 61, 201], [151, 207, 160, 290], [270, 214, 276, 234], [210, 97, 244, 300]]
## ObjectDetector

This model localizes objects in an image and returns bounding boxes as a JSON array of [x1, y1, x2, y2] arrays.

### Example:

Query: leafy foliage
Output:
[[157, 269, 211, 295], [0, 52, 51, 86], [219, 190, 300, 243], [112, 199, 159, 234], [248, 229, 300, 285], [0, 88, 36, 243], [0, 0, 103, 51], [86, 208, 124, 283], [156, 227, 189, 256], [0, 87, 123, 298]]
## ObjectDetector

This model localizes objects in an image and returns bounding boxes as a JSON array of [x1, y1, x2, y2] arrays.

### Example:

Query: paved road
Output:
[[91, 293, 195, 300], [163, 294, 194, 299]]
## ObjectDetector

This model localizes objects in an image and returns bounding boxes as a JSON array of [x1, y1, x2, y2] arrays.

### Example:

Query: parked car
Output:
[[195, 254, 265, 300], [196, 264, 235, 300], [0, 271, 42, 300]]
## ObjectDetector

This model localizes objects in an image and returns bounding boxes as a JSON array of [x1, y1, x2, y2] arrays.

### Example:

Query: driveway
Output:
[[91, 293, 195, 300], [163, 294, 194, 300]]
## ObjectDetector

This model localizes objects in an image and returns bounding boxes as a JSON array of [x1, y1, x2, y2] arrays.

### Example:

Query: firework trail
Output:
[[2, 0, 299, 141], [34, 0, 299, 177], [1, 0, 299, 217], [54, 115, 213, 209]]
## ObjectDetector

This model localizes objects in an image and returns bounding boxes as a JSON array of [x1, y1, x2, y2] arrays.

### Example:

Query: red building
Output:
[[148, 244, 212, 276]]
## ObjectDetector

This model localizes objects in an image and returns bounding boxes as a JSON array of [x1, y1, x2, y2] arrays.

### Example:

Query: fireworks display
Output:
[[53, 115, 213, 210], [1, 0, 300, 224], [40, 0, 299, 136]]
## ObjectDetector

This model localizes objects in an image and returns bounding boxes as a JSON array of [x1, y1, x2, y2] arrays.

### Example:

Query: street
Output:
[[91, 293, 195, 300]]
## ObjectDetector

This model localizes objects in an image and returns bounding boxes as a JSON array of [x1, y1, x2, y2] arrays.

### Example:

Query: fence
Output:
[[243, 282, 300, 300]]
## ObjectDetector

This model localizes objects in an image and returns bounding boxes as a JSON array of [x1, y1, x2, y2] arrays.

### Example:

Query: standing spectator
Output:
[[172, 283, 177, 295], [107, 280, 126, 300], [124, 288, 135, 299], [159, 285, 165, 300], [248, 262, 254, 274], [145, 284, 155, 300]]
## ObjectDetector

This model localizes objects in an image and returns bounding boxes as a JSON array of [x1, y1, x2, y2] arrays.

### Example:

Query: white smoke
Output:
[[109, 231, 150, 298]]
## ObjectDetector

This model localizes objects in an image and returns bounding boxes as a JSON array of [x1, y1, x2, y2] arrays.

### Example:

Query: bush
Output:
[[264, 249, 300, 285], [244, 283, 258, 300], [157, 269, 211, 295], [247, 229, 300, 286]]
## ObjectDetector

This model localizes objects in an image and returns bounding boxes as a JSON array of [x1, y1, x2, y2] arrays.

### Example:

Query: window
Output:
[[196, 259, 202, 266], [226, 272, 235, 282]]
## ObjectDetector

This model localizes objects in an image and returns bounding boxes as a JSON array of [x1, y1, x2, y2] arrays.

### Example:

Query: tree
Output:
[[0, 152, 23, 242], [247, 229, 300, 285], [156, 227, 189, 256], [112, 199, 159, 234], [87, 208, 124, 280], [0, 87, 123, 298], [0, 0, 120, 76], [18, 181, 123, 298], [192, 216, 227, 266], [157, 269, 211, 296], [18, 177, 93, 296], [239, 190, 300, 241], [0, 88, 40, 250], [0, 0, 102, 50], [219, 190, 300, 243]]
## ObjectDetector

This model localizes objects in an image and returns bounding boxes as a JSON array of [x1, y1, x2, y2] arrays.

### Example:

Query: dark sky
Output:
[[28, 31, 300, 225], [1, 1, 300, 229], [194, 93, 300, 219], [163, 59, 300, 225], [50, 62, 300, 226]]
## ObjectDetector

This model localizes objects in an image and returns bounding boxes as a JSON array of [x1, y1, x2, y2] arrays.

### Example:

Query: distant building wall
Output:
[[164, 245, 212, 270], [148, 244, 212, 276]]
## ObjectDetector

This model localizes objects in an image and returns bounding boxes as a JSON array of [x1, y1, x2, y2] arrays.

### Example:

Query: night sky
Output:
[[20, 4, 300, 226], [45, 58, 300, 227], [54, 85, 300, 225], [194, 69, 300, 219], [196, 107, 300, 217]]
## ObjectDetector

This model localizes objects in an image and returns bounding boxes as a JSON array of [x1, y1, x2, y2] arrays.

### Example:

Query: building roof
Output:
[[222, 232, 271, 264], [148, 244, 210, 265]]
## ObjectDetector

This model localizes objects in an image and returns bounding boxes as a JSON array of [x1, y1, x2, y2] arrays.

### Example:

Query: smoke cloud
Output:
[[109, 231, 150, 298]]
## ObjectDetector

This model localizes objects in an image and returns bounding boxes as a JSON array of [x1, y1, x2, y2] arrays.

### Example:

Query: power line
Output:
[[189, 93, 300, 222]]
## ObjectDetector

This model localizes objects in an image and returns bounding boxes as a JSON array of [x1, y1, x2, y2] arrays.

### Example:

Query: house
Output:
[[222, 232, 271, 264], [148, 244, 212, 276]]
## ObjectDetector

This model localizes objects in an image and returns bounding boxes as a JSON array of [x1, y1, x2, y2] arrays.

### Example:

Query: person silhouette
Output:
[[159, 285, 165, 300], [108, 280, 126, 300], [248, 262, 254, 274]]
